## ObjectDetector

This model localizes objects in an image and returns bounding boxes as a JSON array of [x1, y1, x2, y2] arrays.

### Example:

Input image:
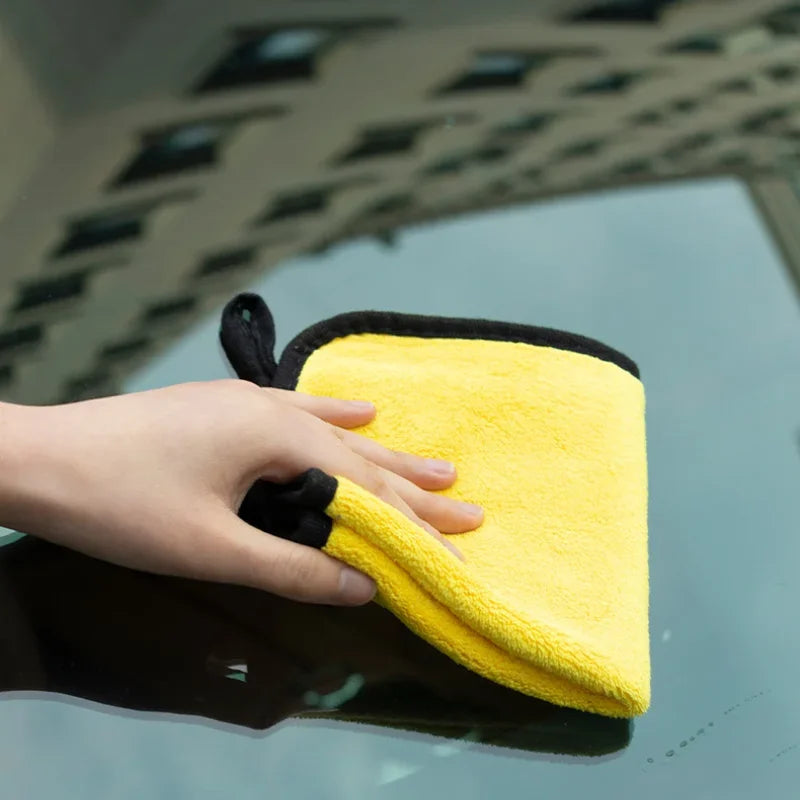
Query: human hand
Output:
[[0, 381, 482, 605]]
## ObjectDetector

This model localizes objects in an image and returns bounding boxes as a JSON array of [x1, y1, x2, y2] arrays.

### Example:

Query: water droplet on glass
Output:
[[698, 729, 705, 735], [708, 722, 714, 727], [690, 737, 695, 742], [680, 741, 688, 748], [647, 758, 654, 764], [666, 750, 675, 757]]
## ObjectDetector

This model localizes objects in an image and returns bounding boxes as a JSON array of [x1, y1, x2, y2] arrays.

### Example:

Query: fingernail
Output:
[[349, 400, 375, 411], [339, 567, 376, 604], [463, 503, 484, 519], [426, 459, 455, 476]]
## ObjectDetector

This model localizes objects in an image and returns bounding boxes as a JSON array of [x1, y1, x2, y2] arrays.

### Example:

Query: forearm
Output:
[[0, 400, 66, 535]]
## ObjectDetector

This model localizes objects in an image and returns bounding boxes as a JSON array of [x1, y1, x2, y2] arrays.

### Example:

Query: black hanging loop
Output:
[[219, 293, 279, 387]]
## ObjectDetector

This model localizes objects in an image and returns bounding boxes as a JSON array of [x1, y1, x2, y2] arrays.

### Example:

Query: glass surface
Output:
[[2, 1, 800, 797]]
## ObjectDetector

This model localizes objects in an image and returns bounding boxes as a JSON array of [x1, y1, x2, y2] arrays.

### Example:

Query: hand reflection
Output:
[[0, 536, 630, 757]]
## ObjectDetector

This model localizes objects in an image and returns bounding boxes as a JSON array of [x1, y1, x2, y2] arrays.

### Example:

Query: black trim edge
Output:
[[272, 310, 640, 390]]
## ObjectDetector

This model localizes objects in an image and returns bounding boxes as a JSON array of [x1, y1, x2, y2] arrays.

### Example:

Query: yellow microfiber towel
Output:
[[220, 293, 650, 718]]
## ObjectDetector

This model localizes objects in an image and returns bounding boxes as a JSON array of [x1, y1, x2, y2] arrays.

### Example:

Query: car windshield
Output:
[[2, 1, 800, 797]]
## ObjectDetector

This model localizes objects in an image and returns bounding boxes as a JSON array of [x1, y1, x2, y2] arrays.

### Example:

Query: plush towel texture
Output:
[[220, 293, 650, 718]]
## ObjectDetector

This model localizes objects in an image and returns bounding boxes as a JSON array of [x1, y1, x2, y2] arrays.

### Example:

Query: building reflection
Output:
[[1, 0, 800, 405]]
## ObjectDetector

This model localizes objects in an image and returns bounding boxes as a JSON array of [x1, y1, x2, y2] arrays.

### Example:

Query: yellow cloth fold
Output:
[[296, 333, 650, 718]]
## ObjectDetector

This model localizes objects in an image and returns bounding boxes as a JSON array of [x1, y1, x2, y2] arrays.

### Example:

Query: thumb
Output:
[[207, 509, 377, 606]]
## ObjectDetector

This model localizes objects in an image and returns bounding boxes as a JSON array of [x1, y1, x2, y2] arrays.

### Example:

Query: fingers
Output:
[[269, 390, 465, 496], [378, 469, 484, 534], [214, 510, 377, 606], [317, 440, 467, 561], [331, 429, 482, 533], [266, 388, 376, 429], [336, 428, 458, 491], [271, 415, 466, 560], [367, 477, 467, 559]]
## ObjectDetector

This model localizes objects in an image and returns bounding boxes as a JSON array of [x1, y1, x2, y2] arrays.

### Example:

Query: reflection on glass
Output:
[[2, 0, 800, 795], [0, 536, 630, 759]]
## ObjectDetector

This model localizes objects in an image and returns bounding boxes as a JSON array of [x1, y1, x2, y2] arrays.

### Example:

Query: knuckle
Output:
[[367, 466, 391, 498], [217, 377, 252, 394], [390, 449, 426, 479], [210, 378, 266, 412], [388, 448, 409, 468], [281, 547, 321, 591]]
